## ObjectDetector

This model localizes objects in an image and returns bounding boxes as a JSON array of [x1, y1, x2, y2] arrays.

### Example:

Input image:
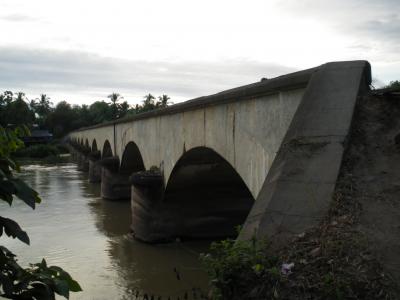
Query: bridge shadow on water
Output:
[[81, 179, 210, 299]]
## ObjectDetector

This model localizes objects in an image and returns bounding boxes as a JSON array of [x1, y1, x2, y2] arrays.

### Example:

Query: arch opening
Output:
[[120, 142, 145, 175], [102, 140, 113, 159], [163, 147, 255, 239], [92, 139, 98, 152]]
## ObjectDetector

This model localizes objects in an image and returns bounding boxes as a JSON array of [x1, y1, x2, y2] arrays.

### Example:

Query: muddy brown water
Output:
[[0, 163, 210, 299]]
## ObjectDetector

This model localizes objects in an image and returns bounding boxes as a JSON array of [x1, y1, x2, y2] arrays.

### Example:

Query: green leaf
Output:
[[40, 258, 47, 268], [0, 189, 14, 206], [24, 282, 55, 300], [67, 278, 82, 292], [11, 177, 41, 208], [54, 279, 70, 298], [0, 216, 30, 244], [5, 157, 17, 171], [49, 266, 82, 292]]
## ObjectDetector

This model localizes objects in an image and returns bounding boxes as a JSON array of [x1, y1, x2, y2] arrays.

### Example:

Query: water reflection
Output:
[[1, 163, 209, 299]]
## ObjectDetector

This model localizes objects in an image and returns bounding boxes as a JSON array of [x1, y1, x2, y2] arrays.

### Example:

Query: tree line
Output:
[[0, 91, 171, 138]]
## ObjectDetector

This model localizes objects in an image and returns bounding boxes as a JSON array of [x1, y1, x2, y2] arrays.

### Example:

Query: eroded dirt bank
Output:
[[353, 90, 400, 290], [277, 90, 400, 299]]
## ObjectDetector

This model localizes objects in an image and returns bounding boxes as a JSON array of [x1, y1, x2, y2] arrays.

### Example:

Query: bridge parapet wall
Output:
[[69, 67, 313, 198]]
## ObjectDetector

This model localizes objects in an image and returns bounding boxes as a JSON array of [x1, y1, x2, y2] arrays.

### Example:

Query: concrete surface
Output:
[[68, 61, 371, 243], [239, 61, 371, 243]]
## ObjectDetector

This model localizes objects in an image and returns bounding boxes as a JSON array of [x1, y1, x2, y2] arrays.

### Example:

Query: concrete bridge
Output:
[[68, 60, 371, 243]]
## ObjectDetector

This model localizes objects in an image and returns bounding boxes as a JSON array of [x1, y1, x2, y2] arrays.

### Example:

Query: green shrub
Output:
[[56, 143, 70, 154], [200, 237, 281, 300], [387, 80, 400, 89], [14, 144, 60, 158]]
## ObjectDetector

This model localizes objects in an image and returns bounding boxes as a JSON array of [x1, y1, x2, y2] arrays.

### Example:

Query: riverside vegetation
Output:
[[0, 91, 171, 138], [0, 126, 81, 299], [201, 87, 400, 300], [13, 142, 71, 164]]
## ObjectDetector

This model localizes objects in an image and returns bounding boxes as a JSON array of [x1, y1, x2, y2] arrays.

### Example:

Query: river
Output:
[[0, 163, 210, 299]]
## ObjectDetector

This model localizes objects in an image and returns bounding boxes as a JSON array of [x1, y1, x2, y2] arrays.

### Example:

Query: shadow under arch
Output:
[[120, 142, 145, 175], [84, 139, 89, 150], [102, 140, 113, 159], [163, 146, 255, 239], [92, 139, 98, 152]]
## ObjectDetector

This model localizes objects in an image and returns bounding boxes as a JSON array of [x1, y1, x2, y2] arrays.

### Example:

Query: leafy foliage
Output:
[[0, 93, 35, 126], [0, 126, 82, 299], [387, 80, 400, 89], [14, 144, 60, 159], [0, 90, 172, 138], [200, 236, 281, 300]]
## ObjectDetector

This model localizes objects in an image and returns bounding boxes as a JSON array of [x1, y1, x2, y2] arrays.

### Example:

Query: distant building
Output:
[[22, 129, 53, 145]]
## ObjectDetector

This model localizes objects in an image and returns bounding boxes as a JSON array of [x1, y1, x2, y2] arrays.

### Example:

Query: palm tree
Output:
[[29, 94, 53, 128], [143, 93, 155, 105], [157, 94, 171, 108], [107, 93, 123, 119], [15, 92, 26, 102], [142, 93, 156, 112]]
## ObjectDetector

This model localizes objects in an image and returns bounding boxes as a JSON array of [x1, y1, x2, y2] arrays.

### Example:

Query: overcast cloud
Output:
[[0, 47, 294, 104], [0, 0, 398, 104]]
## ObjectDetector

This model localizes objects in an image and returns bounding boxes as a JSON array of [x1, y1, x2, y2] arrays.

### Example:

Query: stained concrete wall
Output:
[[70, 78, 309, 199], [69, 60, 372, 243], [239, 60, 372, 243]]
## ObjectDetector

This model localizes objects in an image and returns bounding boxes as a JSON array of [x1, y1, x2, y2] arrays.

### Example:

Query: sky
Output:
[[0, 0, 399, 105]]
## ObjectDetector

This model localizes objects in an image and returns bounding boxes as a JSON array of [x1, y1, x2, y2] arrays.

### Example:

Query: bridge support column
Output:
[[71, 149, 77, 161], [130, 171, 169, 242], [77, 153, 89, 172], [100, 157, 131, 200], [88, 151, 102, 183], [67, 144, 75, 160]]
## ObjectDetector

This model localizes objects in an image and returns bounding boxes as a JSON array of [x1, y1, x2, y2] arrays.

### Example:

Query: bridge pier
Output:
[[130, 171, 168, 242], [77, 153, 89, 172], [100, 157, 131, 200], [88, 151, 102, 183], [68, 143, 78, 161]]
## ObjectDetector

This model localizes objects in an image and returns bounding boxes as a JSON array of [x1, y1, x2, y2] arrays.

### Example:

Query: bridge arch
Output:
[[92, 139, 98, 152], [84, 139, 90, 150], [163, 146, 254, 238], [102, 140, 113, 159], [120, 142, 145, 175]]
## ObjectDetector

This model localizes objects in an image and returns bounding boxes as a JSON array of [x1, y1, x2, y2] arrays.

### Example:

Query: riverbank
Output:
[[204, 90, 400, 299], [14, 142, 71, 164], [277, 91, 400, 299]]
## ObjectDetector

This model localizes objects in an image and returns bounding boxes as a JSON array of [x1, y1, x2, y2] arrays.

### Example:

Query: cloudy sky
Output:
[[0, 0, 398, 105]]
